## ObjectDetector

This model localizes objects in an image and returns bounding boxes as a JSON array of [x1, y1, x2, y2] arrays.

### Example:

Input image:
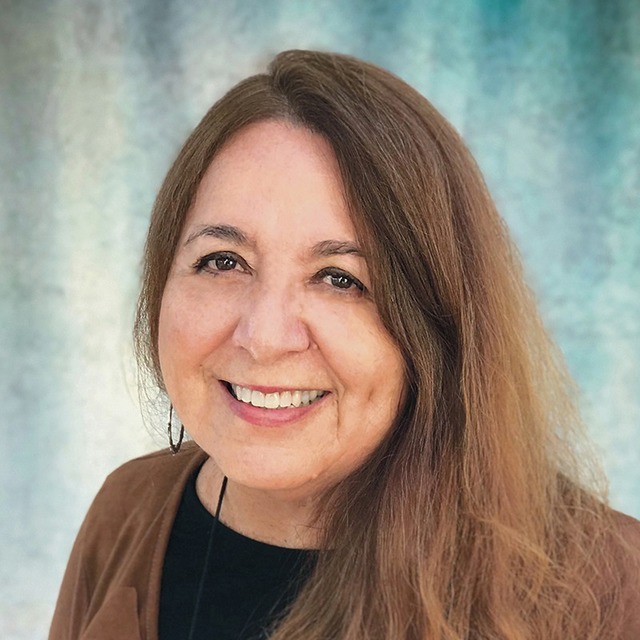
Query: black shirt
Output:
[[159, 469, 316, 639]]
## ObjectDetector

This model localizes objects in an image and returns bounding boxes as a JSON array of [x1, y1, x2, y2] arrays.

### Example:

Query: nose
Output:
[[231, 280, 311, 364]]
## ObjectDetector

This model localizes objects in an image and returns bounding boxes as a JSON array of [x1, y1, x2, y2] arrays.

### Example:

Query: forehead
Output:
[[184, 120, 358, 245]]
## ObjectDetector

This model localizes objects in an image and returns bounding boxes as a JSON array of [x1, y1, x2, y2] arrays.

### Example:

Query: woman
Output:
[[50, 50, 640, 639]]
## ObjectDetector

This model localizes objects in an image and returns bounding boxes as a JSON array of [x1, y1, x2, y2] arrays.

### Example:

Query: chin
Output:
[[217, 451, 330, 496]]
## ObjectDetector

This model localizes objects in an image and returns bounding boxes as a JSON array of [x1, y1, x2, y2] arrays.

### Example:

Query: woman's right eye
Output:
[[193, 251, 245, 273]]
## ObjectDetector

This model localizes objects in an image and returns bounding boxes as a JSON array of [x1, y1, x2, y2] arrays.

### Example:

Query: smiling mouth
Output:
[[223, 381, 328, 409]]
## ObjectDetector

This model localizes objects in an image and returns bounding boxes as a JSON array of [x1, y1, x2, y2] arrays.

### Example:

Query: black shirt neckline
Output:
[[159, 466, 317, 640]]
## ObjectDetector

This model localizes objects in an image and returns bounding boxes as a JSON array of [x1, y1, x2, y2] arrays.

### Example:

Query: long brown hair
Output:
[[135, 50, 628, 638]]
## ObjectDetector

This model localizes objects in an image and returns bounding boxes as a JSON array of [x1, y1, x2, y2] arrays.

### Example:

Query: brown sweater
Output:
[[50, 442, 640, 639]]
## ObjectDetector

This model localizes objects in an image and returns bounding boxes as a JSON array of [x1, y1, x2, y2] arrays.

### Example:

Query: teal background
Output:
[[1, 0, 638, 637]]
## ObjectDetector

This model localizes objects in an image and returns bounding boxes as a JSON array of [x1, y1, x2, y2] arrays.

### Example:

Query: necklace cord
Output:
[[186, 475, 228, 640]]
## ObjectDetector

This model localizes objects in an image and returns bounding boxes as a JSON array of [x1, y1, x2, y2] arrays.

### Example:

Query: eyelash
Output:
[[193, 251, 247, 274], [192, 252, 367, 295], [311, 267, 366, 294]]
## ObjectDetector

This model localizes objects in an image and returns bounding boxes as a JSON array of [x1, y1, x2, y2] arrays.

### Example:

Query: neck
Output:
[[196, 458, 322, 549]]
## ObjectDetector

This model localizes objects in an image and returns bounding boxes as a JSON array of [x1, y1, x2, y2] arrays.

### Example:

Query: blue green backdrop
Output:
[[1, 0, 638, 637]]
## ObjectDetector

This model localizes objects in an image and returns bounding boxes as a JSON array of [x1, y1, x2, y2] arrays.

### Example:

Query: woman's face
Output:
[[158, 120, 405, 498]]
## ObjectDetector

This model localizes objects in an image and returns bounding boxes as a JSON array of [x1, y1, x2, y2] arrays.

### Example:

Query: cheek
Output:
[[308, 300, 405, 419], [313, 302, 402, 376], [157, 283, 237, 382]]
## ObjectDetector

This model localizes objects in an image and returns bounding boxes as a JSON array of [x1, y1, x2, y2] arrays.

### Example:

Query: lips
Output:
[[220, 380, 330, 427], [226, 382, 327, 409]]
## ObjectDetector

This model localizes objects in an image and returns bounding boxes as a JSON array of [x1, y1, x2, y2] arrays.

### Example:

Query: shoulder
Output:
[[609, 509, 640, 570], [100, 441, 206, 500], [83, 442, 207, 542], [49, 443, 208, 638], [615, 509, 640, 543], [609, 510, 640, 638]]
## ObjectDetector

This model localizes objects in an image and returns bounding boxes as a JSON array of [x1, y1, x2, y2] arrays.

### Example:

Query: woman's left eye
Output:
[[314, 268, 366, 294]]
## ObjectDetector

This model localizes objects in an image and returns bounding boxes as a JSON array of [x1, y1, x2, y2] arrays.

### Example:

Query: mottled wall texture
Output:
[[1, 0, 638, 637]]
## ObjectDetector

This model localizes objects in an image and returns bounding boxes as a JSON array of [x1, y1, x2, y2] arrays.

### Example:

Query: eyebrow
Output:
[[184, 223, 365, 258], [310, 239, 365, 258], [184, 224, 255, 248]]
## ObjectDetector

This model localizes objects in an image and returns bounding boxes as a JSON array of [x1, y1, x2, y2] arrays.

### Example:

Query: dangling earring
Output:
[[168, 404, 184, 454]]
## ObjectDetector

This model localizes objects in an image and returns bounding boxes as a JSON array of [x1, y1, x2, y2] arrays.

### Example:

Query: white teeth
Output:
[[264, 393, 279, 409], [229, 383, 325, 410], [279, 391, 292, 408], [250, 390, 265, 407]]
